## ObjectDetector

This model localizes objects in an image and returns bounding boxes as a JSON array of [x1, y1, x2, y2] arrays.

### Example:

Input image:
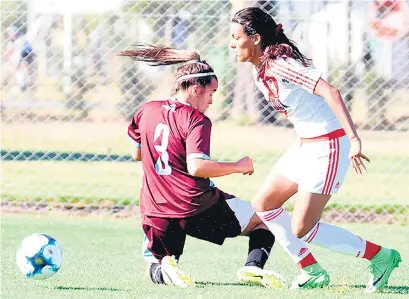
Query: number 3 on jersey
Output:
[[153, 123, 172, 175]]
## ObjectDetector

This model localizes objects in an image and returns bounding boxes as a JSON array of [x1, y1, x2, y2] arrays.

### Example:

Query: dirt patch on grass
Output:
[[1, 201, 140, 219], [2, 201, 407, 224]]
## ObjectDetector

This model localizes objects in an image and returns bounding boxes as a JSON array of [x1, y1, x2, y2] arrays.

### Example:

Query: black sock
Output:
[[149, 263, 165, 284], [245, 229, 275, 269]]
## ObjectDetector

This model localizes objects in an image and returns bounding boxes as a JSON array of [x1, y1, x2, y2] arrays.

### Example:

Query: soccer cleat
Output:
[[237, 266, 287, 288], [366, 247, 402, 293], [290, 263, 330, 290], [161, 256, 195, 288]]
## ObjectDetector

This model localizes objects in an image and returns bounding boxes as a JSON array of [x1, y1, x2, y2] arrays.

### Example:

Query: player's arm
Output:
[[314, 78, 359, 141], [314, 78, 370, 175], [187, 156, 253, 178], [128, 109, 143, 161], [131, 141, 142, 161], [186, 117, 253, 178]]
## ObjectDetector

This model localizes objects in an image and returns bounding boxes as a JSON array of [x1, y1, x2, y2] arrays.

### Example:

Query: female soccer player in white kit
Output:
[[229, 7, 401, 292]]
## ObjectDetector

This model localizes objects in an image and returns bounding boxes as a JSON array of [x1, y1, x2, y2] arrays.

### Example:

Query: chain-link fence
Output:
[[1, 0, 408, 223]]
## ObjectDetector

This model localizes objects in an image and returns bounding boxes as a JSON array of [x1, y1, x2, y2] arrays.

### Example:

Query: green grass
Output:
[[1, 122, 409, 207], [1, 213, 408, 299], [1, 153, 408, 206]]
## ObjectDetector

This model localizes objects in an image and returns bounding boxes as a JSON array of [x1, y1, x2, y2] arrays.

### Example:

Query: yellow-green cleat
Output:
[[366, 247, 402, 293], [237, 266, 287, 289], [161, 256, 195, 288], [290, 263, 330, 290]]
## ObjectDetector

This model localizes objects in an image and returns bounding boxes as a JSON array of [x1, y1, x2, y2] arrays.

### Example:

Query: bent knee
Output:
[[241, 214, 263, 235], [291, 223, 311, 238], [252, 197, 282, 212]]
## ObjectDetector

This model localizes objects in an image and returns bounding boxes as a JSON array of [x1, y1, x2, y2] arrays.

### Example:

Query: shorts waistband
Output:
[[300, 129, 346, 143]]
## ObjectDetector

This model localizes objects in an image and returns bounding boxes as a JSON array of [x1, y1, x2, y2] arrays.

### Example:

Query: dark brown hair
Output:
[[231, 7, 312, 74], [118, 43, 217, 94]]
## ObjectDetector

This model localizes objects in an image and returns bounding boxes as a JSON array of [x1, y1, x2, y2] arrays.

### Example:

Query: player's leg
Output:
[[252, 142, 319, 268], [251, 142, 329, 289], [225, 197, 286, 288], [293, 191, 381, 257], [294, 136, 401, 292], [293, 191, 401, 292], [252, 174, 330, 289], [142, 218, 194, 288], [182, 194, 285, 288], [142, 233, 159, 264]]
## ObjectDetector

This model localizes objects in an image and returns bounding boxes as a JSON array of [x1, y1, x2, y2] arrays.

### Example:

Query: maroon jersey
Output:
[[128, 99, 220, 218]]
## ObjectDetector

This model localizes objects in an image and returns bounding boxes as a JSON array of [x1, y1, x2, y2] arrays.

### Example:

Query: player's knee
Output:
[[251, 198, 265, 212], [291, 222, 310, 238], [251, 197, 281, 212]]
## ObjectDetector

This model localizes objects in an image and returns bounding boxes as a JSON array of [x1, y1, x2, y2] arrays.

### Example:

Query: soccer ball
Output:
[[16, 233, 63, 280]]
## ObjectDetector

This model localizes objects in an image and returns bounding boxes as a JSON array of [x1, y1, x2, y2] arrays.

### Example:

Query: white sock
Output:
[[257, 208, 317, 268], [301, 222, 366, 257]]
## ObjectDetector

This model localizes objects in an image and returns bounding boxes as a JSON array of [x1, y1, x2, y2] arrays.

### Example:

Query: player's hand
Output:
[[349, 137, 370, 176], [237, 156, 254, 175]]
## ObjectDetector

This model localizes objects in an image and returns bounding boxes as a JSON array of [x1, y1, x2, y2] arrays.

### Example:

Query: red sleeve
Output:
[[127, 108, 143, 146], [186, 116, 212, 160]]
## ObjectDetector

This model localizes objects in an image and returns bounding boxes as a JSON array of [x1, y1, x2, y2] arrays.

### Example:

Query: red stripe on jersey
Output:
[[268, 62, 316, 90], [260, 78, 288, 115], [269, 68, 315, 90], [271, 61, 316, 84]]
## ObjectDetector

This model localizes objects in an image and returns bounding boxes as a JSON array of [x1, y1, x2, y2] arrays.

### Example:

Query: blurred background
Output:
[[1, 0, 408, 223]]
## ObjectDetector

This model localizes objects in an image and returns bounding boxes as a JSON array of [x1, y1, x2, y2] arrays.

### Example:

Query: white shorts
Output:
[[226, 197, 255, 232], [274, 136, 350, 195]]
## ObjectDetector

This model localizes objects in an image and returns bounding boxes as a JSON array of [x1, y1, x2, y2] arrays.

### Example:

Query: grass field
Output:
[[2, 122, 409, 207], [1, 213, 408, 299]]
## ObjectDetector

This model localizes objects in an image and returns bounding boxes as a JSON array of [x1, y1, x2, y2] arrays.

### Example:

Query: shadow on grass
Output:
[[196, 281, 258, 288], [51, 286, 130, 292], [332, 284, 409, 294], [379, 286, 409, 294]]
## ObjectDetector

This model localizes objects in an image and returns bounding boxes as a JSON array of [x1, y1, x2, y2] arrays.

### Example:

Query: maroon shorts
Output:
[[142, 196, 241, 261]]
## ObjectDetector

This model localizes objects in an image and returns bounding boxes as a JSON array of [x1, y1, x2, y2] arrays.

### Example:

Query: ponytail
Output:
[[118, 43, 200, 66], [119, 43, 217, 93], [258, 28, 312, 75]]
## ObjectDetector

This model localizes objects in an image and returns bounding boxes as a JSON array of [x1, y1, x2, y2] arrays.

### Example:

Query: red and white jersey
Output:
[[253, 57, 342, 138]]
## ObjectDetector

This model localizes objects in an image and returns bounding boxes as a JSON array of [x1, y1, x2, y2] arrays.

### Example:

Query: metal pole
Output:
[[63, 11, 72, 96]]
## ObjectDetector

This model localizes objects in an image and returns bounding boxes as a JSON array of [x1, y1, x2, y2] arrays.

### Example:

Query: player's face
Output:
[[191, 78, 218, 113], [229, 22, 260, 63]]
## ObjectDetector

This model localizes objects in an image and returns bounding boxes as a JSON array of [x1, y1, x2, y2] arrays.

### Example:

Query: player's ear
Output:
[[191, 84, 200, 97], [253, 33, 261, 46]]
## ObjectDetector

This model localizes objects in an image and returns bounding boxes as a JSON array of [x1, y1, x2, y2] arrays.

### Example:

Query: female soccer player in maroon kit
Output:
[[120, 44, 285, 288]]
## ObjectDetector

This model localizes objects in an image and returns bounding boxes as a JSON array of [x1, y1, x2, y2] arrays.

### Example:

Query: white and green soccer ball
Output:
[[16, 233, 63, 280]]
